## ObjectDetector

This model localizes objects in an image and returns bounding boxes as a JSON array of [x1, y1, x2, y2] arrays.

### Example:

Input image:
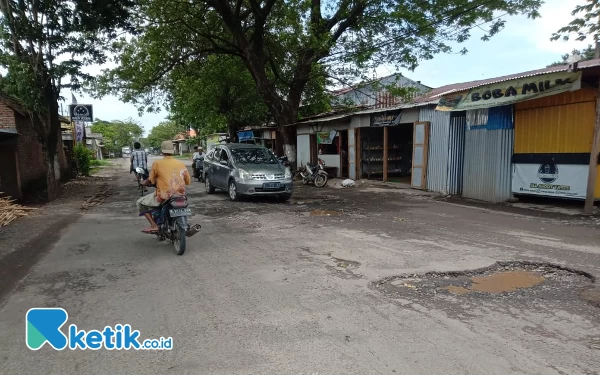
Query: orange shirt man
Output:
[[137, 140, 190, 233]]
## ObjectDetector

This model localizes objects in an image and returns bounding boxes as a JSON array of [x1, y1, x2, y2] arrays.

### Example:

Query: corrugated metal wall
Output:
[[462, 105, 514, 203], [419, 105, 465, 195], [514, 89, 596, 153], [420, 106, 449, 193], [447, 115, 466, 195]]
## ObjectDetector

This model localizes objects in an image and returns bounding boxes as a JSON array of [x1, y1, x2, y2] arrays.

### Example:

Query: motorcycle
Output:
[[193, 157, 204, 183], [136, 167, 201, 255], [298, 158, 328, 187], [148, 195, 201, 255], [135, 167, 149, 196]]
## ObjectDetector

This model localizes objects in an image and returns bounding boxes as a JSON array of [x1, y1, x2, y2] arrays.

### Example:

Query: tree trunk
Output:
[[227, 121, 239, 143], [276, 109, 298, 168], [40, 77, 62, 202]]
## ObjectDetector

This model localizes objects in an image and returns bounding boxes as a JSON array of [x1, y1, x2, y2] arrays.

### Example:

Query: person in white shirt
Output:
[[192, 146, 205, 178]]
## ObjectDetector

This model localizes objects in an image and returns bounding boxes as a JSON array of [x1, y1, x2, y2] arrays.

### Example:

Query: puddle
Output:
[[306, 210, 342, 217], [443, 271, 545, 294], [471, 271, 544, 293]]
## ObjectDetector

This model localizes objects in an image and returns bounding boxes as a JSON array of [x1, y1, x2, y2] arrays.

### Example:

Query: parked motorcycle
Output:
[[298, 158, 328, 187], [193, 157, 204, 183], [278, 155, 303, 181]]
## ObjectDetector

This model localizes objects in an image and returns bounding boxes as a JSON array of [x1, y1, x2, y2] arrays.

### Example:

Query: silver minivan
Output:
[[203, 143, 293, 201]]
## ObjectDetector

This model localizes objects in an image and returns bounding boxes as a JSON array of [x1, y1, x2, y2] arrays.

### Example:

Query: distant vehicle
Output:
[[203, 143, 293, 202], [122, 146, 131, 157]]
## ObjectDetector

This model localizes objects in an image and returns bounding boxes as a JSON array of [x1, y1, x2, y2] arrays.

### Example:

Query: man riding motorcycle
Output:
[[191, 146, 205, 181], [137, 140, 191, 234]]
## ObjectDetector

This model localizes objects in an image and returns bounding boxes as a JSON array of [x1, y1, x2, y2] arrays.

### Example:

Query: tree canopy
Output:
[[146, 120, 185, 149], [547, 45, 596, 67], [90, 119, 144, 153], [0, 0, 135, 199], [167, 55, 270, 141], [99, 0, 542, 162], [552, 0, 600, 43]]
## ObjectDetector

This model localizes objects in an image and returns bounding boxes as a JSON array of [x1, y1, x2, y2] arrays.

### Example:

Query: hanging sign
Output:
[[69, 104, 94, 122], [511, 163, 587, 200], [371, 111, 402, 127], [74, 121, 85, 143], [437, 71, 582, 111], [317, 130, 337, 144]]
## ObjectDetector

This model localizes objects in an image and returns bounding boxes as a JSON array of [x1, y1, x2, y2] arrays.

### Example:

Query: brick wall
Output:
[[15, 113, 46, 189], [0, 102, 16, 130]]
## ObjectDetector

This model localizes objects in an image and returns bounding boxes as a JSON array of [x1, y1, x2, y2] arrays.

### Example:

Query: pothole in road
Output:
[[372, 261, 597, 307], [304, 210, 342, 217]]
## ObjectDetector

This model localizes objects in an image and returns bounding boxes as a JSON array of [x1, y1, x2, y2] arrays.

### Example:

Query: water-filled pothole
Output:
[[372, 261, 597, 307], [305, 210, 342, 217]]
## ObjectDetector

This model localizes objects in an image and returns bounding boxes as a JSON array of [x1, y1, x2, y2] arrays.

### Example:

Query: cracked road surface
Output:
[[1, 157, 600, 374]]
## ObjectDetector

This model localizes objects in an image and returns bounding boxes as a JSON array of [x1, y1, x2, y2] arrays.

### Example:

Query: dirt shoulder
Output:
[[0, 161, 124, 301]]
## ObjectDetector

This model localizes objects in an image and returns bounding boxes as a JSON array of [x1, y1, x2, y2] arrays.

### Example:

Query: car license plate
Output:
[[169, 208, 192, 217], [263, 182, 281, 189]]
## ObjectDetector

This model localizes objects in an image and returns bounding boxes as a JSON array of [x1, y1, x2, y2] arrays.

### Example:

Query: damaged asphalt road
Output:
[[1, 159, 600, 375]]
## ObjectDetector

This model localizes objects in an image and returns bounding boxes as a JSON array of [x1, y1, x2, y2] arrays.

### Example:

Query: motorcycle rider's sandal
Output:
[[141, 228, 159, 234]]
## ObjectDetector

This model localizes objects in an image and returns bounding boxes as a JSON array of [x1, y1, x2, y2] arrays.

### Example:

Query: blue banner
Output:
[[238, 130, 254, 141]]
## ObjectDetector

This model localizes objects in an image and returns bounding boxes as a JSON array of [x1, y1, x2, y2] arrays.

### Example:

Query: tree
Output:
[[91, 119, 144, 154], [0, 0, 135, 200], [146, 120, 184, 149], [551, 0, 600, 214], [168, 55, 270, 142], [548, 45, 596, 67], [102, 0, 541, 164]]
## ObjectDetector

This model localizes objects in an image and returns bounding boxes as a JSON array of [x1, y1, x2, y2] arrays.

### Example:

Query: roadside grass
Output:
[[175, 153, 192, 160], [90, 159, 112, 167]]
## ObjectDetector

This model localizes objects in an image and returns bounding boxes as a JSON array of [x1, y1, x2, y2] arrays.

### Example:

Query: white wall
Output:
[[297, 134, 310, 167], [400, 108, 419, 123], [320, 154, 341, 175], [350, 114, 370, 129]]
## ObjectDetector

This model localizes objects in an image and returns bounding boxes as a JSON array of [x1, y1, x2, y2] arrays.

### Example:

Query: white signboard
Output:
[[512, 163, 587, 200]]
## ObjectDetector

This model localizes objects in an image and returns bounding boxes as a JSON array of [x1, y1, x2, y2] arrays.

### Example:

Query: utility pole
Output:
[[584, 72, 600, 214]]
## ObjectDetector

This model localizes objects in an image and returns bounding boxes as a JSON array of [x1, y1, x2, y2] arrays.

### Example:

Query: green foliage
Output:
[[548, 45, 596, 67], [100, 0, 542, 144], [167, 56, 270, 138], [0, 0, 136, 196], [552, 1, 600, 42], [146, 121, 184, 149], [90, 159, 111, 167], [90, 118, 144, 154], [74, 143, 93, 176]]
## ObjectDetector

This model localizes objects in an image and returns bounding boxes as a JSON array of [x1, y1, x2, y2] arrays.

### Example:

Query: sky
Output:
[[62, 0, 589, 135]]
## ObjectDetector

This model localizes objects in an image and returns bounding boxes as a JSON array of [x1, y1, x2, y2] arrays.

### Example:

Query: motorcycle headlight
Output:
[[238, 168, 251, 180], [284, 168, 292, 179]]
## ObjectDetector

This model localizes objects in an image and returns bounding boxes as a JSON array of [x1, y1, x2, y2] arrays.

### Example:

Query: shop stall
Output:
[[359, 110, 414, 183]]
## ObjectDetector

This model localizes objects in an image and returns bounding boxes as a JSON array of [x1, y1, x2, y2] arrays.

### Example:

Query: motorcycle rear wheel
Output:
[[172, 223, 187, 255]]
